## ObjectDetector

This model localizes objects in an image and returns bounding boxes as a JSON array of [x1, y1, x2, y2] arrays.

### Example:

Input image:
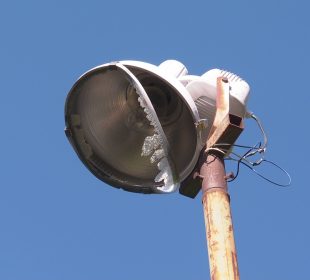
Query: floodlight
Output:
[[65, 60, 250, 194]]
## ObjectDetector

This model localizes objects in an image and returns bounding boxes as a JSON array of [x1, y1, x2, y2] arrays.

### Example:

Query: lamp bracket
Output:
[[179, 77, 244, 198]]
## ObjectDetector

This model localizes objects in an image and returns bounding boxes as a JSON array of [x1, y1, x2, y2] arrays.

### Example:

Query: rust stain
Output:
[[203, 189, 240, 280], [231, 251, 239, 280]]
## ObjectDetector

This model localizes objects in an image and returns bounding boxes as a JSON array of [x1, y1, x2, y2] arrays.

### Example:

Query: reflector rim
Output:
[[120, 60, 204, 181]]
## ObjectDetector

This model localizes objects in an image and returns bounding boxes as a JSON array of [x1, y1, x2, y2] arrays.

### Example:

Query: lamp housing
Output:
[[65, 60, 250, 194]]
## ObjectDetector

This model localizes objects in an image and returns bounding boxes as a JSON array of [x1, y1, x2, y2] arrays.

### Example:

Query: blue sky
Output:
[[0, 0, 309, 279]]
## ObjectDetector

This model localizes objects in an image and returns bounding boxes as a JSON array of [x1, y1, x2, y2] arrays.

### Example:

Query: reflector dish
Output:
[[65, 62, 203, 194]]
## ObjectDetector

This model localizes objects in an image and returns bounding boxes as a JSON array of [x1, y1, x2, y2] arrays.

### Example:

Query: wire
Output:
[[247, 113, 268, 153], [205, 147, 227, 156], [208, 145, 292, 187], [240, 113, 267, 165], [225, 145, 256, 183], [240, 159, 292, 187], [205, 112, 291, 188]]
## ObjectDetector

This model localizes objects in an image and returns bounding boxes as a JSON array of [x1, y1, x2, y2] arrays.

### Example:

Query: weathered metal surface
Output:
[[201, 153, 227, 192], [200, 77, 241, 279], [200, 153, 239, 280], [207, 114, 243, 153], [206, 77, 244, 152], [180, 76, 242, 279], [209, 77, 230, 136], [202, 189, 239, 280]]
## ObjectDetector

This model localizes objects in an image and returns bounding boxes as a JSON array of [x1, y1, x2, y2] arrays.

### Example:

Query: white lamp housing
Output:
[[65, 60, 250, 194]]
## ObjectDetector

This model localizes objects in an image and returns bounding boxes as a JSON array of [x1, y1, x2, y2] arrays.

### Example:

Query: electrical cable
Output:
[[240, 159, 292, 187], [205, 112, 291, 187], [225, 145, 256, 183]]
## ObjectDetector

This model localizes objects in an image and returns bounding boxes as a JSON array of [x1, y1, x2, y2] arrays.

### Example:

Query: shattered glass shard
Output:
[[150, 148, 165, 164], [155, 158, 176, 193], [129, 75, 179, 193], [141, 134, 161, 157]]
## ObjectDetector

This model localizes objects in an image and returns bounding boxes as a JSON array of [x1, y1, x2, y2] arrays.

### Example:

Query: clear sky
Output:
[[1, 0, 309, 279]]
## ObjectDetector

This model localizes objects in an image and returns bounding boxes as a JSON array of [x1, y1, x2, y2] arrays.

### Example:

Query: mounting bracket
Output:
[[179, 77, 244, 198]]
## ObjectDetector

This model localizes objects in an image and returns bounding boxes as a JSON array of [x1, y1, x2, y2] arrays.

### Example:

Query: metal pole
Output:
[[179, 76, 243, 278], [200, 152, 239, 280]]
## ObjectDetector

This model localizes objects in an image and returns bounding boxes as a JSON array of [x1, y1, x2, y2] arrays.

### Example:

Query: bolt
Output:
[[224, 172, 235, 180]]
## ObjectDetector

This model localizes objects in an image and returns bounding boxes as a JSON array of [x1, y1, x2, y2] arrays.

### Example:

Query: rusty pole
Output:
[[200, 152, 239, 280], [198, 77, 242, 280], [179, 76, 243, 279]]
